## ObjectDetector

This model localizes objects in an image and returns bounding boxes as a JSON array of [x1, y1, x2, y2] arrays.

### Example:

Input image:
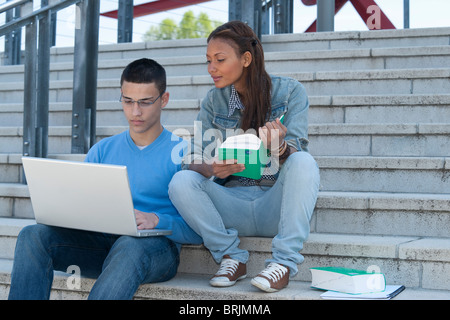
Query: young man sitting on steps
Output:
[[8, 58, 202, 300]]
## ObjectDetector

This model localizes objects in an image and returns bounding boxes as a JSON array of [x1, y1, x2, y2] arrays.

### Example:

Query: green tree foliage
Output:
[[143, 11, 222, 41], [178, 10, 197, 39]]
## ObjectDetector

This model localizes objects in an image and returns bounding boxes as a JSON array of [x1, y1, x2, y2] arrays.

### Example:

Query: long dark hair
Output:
[[207, 21, 272, 132]]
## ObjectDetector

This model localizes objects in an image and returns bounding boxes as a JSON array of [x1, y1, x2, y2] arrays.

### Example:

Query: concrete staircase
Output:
[[0, 27, 449, 299]]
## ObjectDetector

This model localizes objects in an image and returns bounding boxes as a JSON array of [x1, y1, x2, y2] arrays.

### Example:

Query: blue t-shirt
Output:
[[84, 129, 202, 248]]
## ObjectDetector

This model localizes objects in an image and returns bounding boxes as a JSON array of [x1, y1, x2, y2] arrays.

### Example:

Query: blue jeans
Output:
[[169, 152, 320, 276], [8, 224, 179, 300]]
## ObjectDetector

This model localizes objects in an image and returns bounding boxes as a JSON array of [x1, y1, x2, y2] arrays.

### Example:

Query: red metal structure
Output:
[[302, 0, 396, 32], [101, 0, 214, 19], [101, 0, 395, 32]]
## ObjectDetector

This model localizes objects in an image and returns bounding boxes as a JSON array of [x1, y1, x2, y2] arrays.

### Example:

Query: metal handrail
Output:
[[0, 0, 81, 36], [0, 0, 29, 14], [0, 0, 99, 179]]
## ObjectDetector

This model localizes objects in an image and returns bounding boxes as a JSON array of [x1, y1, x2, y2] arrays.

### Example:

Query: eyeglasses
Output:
[[119, 92, 164, 108]]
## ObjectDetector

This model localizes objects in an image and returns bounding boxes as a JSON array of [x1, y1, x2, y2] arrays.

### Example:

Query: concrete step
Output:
[[317, 156, 450, 193], [310, 94, 450, 125], [0, 218, 449, 294], [0, 154, 86, 184], [1, 122, 449, 157], [0, 183, 30, 218], [2, 94, 450, 127], [308, 123, 450, 157], [2, 45, 450, 83], [261, 27, 450, 52], [179, 234, 450, 290], [1, 257, 448, 301], [2, 154, 450, 193], [0, 99, 201, 127], [301, 68, 450, 97], [1, 175, 448, 237], [50, 37, 209, 63], [1, 68, 449, 104], [265, 45, 450, 73], [1, 258, 450, 300], [0, 258, 322, 300], [315, 191, 450, 238], [1, 26, 444, 65]]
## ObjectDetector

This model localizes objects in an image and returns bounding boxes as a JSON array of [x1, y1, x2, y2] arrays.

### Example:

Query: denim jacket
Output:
[[183, 75, 310, 169]]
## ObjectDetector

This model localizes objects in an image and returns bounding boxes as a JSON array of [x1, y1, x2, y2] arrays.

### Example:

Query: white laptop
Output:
[[22, 157, 172, 237]]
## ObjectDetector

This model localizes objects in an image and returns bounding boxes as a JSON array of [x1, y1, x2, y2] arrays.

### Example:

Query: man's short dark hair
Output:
[[120, 58, 166, 94]]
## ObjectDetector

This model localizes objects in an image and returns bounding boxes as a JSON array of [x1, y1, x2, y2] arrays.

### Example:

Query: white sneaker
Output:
[[251, 262, 289, 292], [209, 255, 247, 287]]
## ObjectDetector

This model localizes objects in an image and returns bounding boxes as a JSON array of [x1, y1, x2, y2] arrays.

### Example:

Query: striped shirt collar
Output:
[[228, 85, 245, 117]]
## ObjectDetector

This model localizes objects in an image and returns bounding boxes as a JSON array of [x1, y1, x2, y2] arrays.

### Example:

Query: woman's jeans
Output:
[[169, 151, 320, 277], [8, 225, 180, 300]]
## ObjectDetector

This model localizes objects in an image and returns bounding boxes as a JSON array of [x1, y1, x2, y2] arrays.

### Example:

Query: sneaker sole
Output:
[[210, 274, 247, 287], [250, 278, 280, 293]]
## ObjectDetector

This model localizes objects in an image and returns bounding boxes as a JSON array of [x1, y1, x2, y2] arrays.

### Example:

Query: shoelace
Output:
[[215, 258, 239, 276], [259, 263, 288, 281]]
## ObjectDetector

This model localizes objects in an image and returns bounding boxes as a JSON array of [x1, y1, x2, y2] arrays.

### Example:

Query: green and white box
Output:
[[218, 134, 269, 180]]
